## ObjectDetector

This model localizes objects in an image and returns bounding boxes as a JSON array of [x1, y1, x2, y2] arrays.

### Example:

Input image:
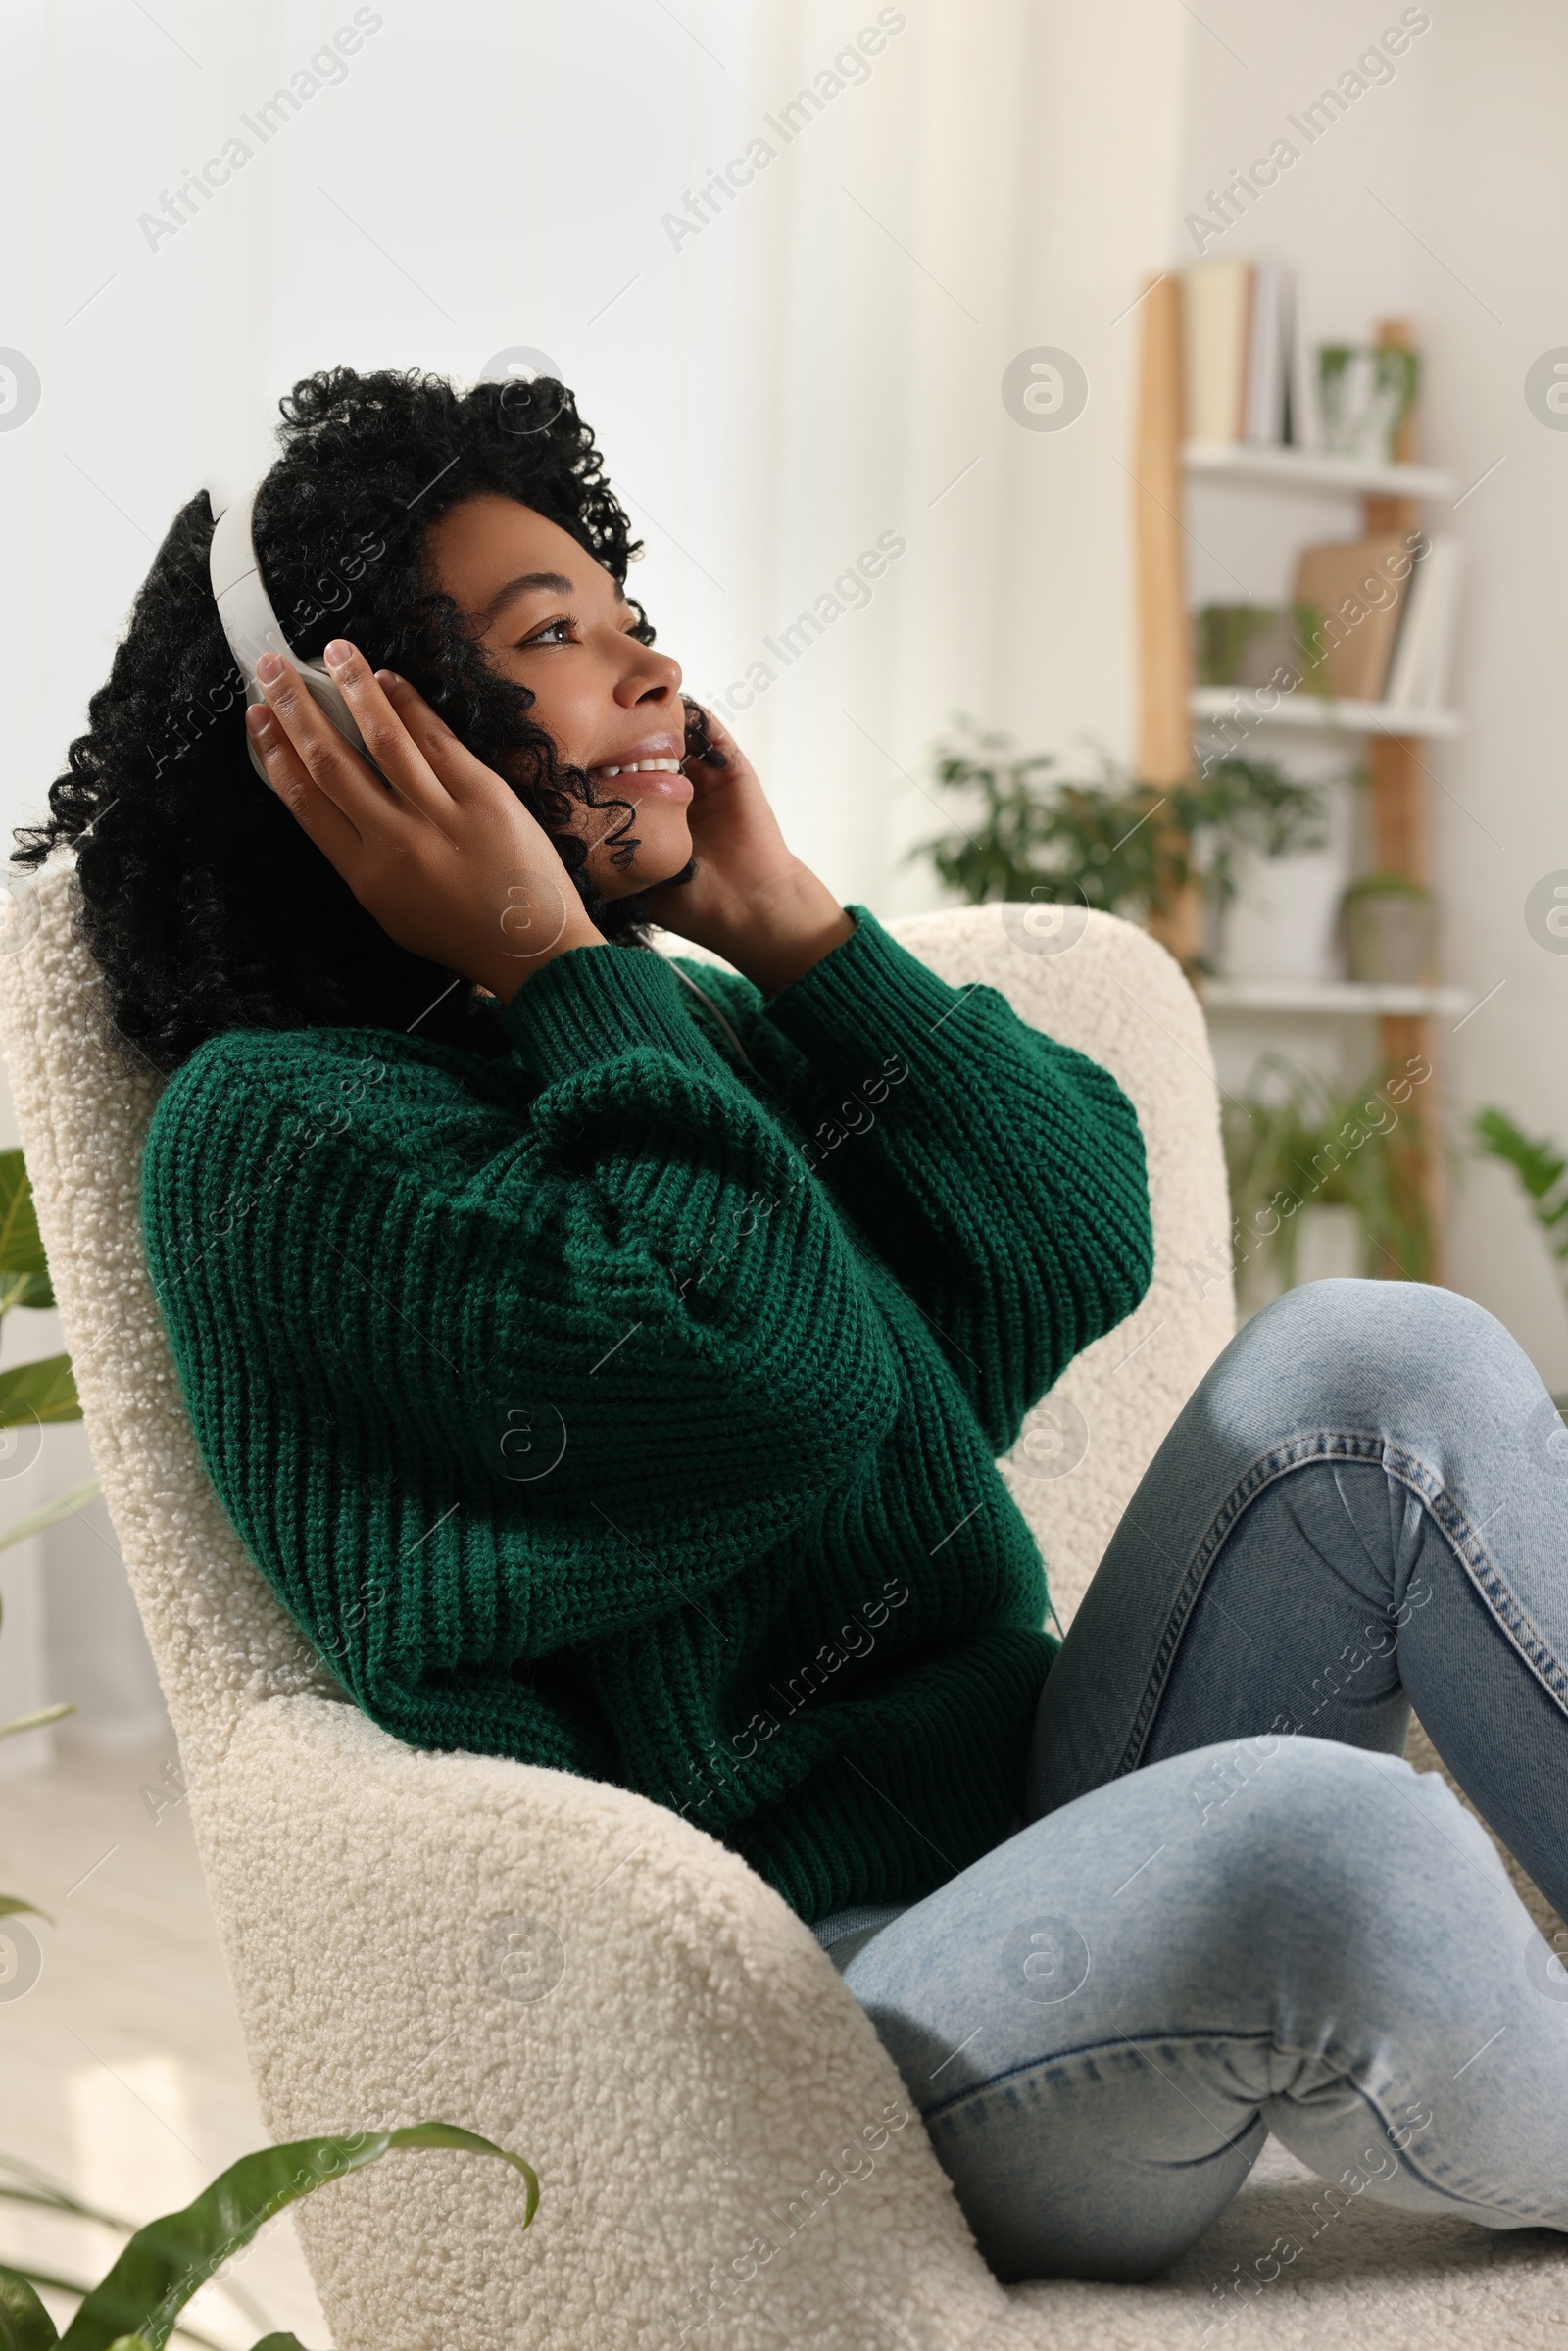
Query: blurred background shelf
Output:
[[1190, 687, 1461, 738], [1200, 977, 1473, 1017], [1134, 283, 1460, 1285], [1183, 441, 1453, 500]]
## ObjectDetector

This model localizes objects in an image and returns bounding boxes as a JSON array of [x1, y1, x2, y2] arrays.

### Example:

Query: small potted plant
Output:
[[1316, 344, 1421, 463], [1193, 601, 1331, 697], [1222, 1050, 1437, 1319], [1338, 873, 1439, 985]]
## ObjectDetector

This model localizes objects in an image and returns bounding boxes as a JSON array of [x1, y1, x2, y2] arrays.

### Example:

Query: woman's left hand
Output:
[[636, 702, 793, 945], [637, 701, 856, 996]]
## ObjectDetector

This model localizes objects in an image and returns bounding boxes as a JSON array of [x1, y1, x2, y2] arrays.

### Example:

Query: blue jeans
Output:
[[818, 1279, 1568, 2282]]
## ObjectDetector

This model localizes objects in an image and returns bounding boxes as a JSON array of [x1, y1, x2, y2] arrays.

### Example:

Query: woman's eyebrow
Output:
[[477, 569, 577, 623], [477, 570, 633, 625]]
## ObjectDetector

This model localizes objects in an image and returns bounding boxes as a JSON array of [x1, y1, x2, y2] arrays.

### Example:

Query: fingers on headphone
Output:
[[372, 672, 481, 791], [244, 704, 312, 812], [251, 667, 384, 836], [318, 648, 460, 810], [254, 657, 346, 771], [375, 670, 458, 751], [318, 644, 421, 781]]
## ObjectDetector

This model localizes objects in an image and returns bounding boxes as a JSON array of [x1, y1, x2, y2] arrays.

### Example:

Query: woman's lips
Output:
[[625, 772, 694, 800], [588, 753, 693, 801]]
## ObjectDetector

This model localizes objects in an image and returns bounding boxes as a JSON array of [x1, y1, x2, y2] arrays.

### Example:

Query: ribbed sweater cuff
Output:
[[500, 941, 722, 1087], [763, 901, 965, 1069]]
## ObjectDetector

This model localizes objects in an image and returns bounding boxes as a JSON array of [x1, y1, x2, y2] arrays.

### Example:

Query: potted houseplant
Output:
[[1339, 873, 1439, 986], [1193, 600, 1332, 698], [1222, 1051, 1437, 1318], [1316, 343, 1421, 463], [907, 718, 1328, 978]]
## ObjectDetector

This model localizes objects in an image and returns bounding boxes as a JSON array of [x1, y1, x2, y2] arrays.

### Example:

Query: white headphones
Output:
[[207, 480, 381, 785]]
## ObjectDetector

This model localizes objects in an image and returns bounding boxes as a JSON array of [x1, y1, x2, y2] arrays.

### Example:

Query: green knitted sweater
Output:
[[140, 904, 1153, 1923]]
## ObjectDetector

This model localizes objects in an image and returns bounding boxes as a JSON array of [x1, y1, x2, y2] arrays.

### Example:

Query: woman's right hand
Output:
[[246, 639, 605, 1004]]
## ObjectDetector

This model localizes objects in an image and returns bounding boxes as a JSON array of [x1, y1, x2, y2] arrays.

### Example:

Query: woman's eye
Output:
[[518, 616, 574, 649]]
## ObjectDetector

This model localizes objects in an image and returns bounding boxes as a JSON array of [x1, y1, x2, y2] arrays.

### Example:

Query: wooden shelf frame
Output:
[[1131, 287, 1449, 1281]]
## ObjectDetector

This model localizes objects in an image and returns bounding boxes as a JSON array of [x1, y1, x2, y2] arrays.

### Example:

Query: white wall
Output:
[[1172, 0, 1568, 1386]]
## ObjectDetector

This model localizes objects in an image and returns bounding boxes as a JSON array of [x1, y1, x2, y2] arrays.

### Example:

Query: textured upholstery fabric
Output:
[[3, 848, 1562, 2350]]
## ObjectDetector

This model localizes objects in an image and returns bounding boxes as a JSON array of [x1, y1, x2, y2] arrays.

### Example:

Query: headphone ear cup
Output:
[[210, 482, 392, 790]]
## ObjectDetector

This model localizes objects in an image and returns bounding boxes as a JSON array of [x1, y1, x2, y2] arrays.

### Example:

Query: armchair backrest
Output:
[[0, 852, 336, 1783]]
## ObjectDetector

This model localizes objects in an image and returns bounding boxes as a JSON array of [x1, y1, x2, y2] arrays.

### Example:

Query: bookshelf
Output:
[[1190, 688, 1460, 739], [1183, 443, 1451, 500], [1201, 979, 1472, 1017], [1130, 276, 1459, 1282]]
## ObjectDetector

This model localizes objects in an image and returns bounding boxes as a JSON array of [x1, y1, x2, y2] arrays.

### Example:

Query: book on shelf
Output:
[[1291, 535, 1412, 702], [1242, 257, 1285, 443], [1285, 267, 1317, 450], [1383, 536, 1461, 709], [1181, 254, 1312, 447], [1182, 258, 1251, 441]]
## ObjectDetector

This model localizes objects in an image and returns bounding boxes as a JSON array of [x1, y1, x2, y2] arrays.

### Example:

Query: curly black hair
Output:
[[10, 365, 710, 1074]]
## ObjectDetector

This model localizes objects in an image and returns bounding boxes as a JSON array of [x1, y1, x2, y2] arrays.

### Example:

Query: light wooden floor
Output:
[[0, 1739, 334, 2348]]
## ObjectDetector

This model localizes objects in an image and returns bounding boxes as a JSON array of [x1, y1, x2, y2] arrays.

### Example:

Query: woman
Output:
[[16, 366, 1566, 2284]]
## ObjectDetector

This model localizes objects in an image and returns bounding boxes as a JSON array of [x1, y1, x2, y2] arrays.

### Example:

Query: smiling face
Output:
[[422, 493, 694, 900]]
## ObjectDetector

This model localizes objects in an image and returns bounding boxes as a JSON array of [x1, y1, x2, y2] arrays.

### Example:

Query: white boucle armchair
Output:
[[3, 847, 1563, 2351]]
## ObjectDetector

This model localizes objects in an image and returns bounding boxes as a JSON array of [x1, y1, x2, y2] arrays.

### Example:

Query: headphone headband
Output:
[[206, 481, 381, 785]]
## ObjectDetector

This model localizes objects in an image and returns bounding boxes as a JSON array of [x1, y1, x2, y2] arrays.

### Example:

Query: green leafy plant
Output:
[[1475, 1107, 1568, 1410], [1473, 1106, 1568, 1295], [0, 1149, 101, 1560], [1193, 599, 1332, 696], [0, 1151, 85, 1439], [1317, 342, 1420, 462], [906, 720, 1329, 974], [0, 2122, 536, 2350], [1195, 602, 1274, 688], [0, 2154, 271, 2349], [1223, 1052, 1436, 1293], [0, 1147, 90, 1934]]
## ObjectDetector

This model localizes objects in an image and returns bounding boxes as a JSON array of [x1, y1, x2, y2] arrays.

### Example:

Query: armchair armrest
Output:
[[198, 1695, 1028, 2351]]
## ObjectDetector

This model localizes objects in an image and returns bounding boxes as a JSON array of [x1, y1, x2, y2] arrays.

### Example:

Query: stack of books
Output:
[[1181, 254, 1313, 447]]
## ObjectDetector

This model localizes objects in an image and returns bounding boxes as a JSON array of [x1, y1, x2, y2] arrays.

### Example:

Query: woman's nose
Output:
[[623, 648, 682, 703]]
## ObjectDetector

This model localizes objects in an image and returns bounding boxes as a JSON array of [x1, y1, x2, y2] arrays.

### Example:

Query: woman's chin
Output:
[[629, 860, 696, 903], [622, 843, 698, 901]]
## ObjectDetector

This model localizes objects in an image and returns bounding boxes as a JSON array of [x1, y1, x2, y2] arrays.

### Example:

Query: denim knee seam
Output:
[[1117, 1430, 1568, 1778], [926, 2025, 1547, 2224], [1392, 1437, 1568, 1721], [919, 2025, 1279, 2127]]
